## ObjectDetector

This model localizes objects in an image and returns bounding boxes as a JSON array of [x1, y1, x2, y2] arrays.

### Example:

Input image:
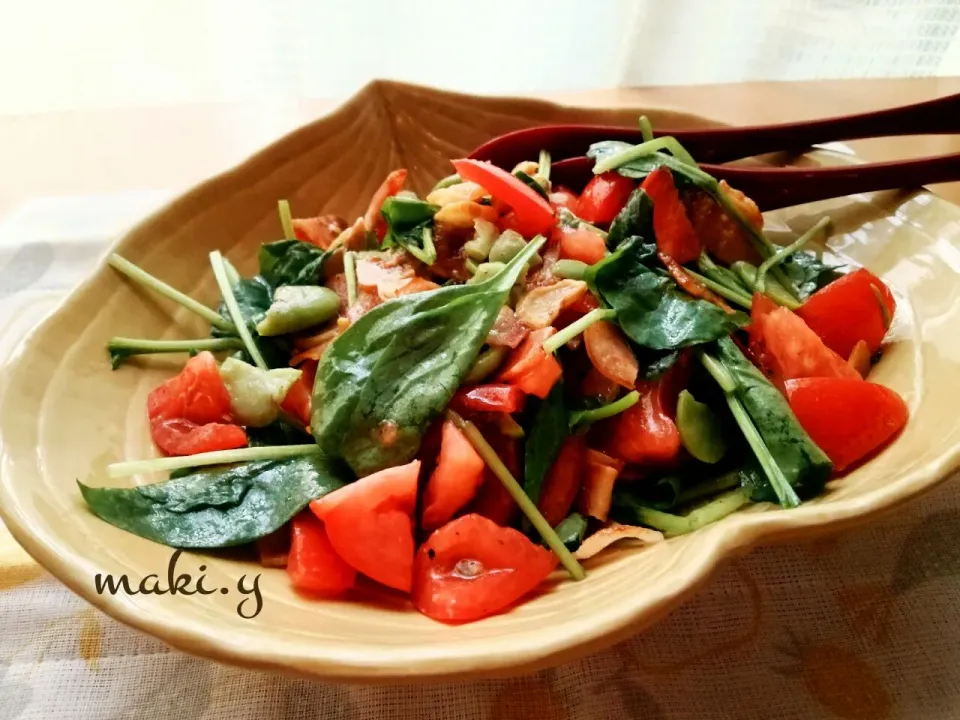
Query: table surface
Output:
[[3, 77, 960, 720]]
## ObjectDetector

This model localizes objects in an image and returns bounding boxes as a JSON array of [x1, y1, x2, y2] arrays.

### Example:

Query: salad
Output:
[[81, 120, 908, 624]]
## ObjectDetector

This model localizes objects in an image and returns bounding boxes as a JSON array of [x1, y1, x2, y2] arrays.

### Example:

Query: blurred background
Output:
[[1, 0, 959, 114]]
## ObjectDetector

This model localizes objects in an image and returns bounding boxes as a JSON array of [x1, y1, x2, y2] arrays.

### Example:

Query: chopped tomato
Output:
[[784, 377, 908, 471], [797, 268, 896, 359], [584, 320, 639, 389], [569, 291, 600, 315], [683, 184, 762, 265], [364, 169, 408, 239], [452, 384, 527, 414], [498, 327, 563, 398], [147, 351, 233, 424], [607, 360, 688, 465], [753, 299, 860, 384], [149, 418, 247, 456], [549, 187, 579, 212], [848, 339, 872, 378], [413, 514, 558, 623], [538, 436, 586, 527], [576, 172, 635, 226], [291, 214, 348, 249], [515, 356, 563, 398], [486, 306, 529, 349], [581, 366, 621, 403], [287, 512, 356, 596], [310, 460, 419, 593], [467, 434, 520, 526], [555, 226, 606, 265], [452, 159, 555, 238], [422, 421, 486, 530], [577, 462, 619, 521], [641, 167, 701, 264]]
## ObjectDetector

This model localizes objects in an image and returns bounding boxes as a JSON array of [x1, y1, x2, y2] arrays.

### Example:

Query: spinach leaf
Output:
[[554, 512, 588, 551], [714, 336, 833, 501], [312, 237, 546, 476], [259, 239, 330, 287], [606, 188, 653, 250], [514, 170, 549, 200], [590, 238, 742, 351], [78, 455, 344, 548], [780, 252, 844, 300], [247, 420, 314, 447], [211, 276, 291, 369], [380, 196, 438, 263], [588, 141, 713, 190], [637, 348, 680, 380], [523, 382, 568, 503]]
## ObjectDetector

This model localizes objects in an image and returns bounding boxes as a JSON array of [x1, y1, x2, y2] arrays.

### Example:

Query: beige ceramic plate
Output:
[[1, 81, 958, 683]]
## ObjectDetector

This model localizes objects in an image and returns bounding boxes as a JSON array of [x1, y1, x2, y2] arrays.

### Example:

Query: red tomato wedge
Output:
[[576, 172, 635, 226], [498, 326, 563, 398], [452, 384, 527, 414], [467, 434, 520, 526], [310, 460, 419, 593], [641, 167, 701, 264], [537, 436, 586, 527], [549, 188, 579, 212], [555, 225, 607, 265], [149, 418, 247, 456], [452, 159, 555, 238], [797, 268, 896, 359], [753, 299, 861, 384], [364, 169, 408, 239], [291, 214, 346, 249], [413, 514, 559, 623], [784, 377, 908, 471], [147, 351, 233, 424], [422, 421, 486, 530], [287, 512, 356, 596], [584, 320, 639, 389], [607, 358, 689, 465]]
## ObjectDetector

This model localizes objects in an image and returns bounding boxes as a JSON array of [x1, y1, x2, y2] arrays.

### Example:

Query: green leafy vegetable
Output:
[[312, 236, 546, 476], [712, 337, 833, 502], [523, 382, 568, 503], [589, 140, 801, 300], [780, 252, 844, 300], [605, 188, 653, 250], [380, 196, 439, 264], [259, 239, 330, 287], [554, 512, 588, 550], [79, 455, 344, 548], [569, 390, 639, 428], [246, 420, 313, 447], [107, 337, 244, 369], [589, 238, 742, 351]]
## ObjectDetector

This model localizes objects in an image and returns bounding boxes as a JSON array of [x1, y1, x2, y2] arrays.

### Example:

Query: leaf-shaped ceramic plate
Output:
[[0, 81, 957, 682]]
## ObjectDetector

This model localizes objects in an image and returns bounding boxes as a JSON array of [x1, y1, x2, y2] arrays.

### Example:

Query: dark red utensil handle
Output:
[[710, 153, 960, 211], [550, 154, 960, 211]]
